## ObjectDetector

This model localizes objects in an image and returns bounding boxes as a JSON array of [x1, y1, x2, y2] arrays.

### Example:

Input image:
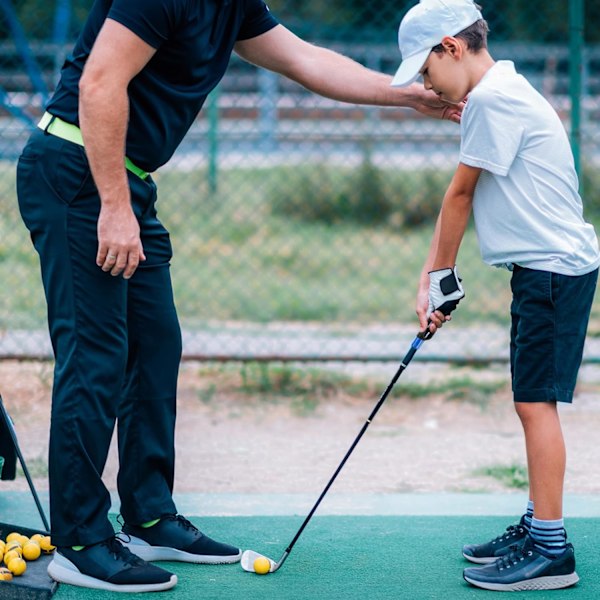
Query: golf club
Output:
[[241, 326, 437, 574]]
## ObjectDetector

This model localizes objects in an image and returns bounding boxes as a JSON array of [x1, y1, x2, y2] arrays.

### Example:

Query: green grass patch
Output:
[[474, 463, 529, 490], [238, 363, 366, 398], [3, 161, 600, 330], [190, 363, 507, 417], [289, 396, 320, 417], [16, 456, 48, 479], [396, 376, 506, 406], [269, 161, 446, 228], [191, 362, 375, 417]]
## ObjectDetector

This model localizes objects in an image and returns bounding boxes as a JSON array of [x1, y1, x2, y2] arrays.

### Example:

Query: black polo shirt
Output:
[[47, 0, 278, 172]]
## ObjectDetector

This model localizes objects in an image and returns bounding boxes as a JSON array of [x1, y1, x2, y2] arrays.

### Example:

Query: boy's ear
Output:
[[440, 36, 462, 57]]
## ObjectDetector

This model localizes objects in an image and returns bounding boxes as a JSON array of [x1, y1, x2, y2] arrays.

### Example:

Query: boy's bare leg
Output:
[[464, 399, 577, 589], [515, 401, 565, 520]]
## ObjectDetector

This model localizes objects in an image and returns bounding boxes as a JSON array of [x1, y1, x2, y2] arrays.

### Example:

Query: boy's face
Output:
[[419, 37, 470, 104]]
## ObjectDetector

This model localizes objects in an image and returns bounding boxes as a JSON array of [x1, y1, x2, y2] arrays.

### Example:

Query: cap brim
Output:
[[391, 47, 431, 87]]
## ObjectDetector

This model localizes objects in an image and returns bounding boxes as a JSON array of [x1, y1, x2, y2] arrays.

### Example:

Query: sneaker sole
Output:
[[121, 535, 242, 564], [464, 572, 580, 591], [48, 555, 177, 593], [462, 553, 497, 564]]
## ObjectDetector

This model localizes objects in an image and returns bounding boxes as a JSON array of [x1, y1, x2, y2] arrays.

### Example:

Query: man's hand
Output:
[[408, 85, 464, 123], [428, 266, 465, 318], [96, 201, 145, 279]]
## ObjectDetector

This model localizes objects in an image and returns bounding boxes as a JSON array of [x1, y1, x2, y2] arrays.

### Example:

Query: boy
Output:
[[392, 0, 599, 592]]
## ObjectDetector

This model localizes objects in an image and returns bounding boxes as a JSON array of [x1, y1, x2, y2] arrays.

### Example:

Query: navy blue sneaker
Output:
[[463, 535, 579, 591], [462, 515, 528, 564], [48, 536, 177, 592], [119, 514, 241, 564]]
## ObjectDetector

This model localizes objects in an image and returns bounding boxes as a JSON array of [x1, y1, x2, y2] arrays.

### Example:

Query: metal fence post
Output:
[[52, 0, 72, 85], [258, 69, 277, 152], [207, 86, 219, 194], [0, 0, 48, 105], [569, 0, 584, 191]]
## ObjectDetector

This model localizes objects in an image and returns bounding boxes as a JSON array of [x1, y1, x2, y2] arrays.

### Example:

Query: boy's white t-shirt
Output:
[[460, 60, 600, 275]]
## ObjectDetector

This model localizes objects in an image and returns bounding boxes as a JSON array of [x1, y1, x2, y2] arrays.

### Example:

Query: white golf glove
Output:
[[427, 266, 465, 318]]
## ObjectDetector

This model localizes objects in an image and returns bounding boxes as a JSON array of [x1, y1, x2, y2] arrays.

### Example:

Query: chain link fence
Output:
[[0, 0, 599, 362]]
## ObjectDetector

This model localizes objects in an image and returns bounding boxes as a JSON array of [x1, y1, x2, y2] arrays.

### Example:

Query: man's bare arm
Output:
[[235, 25, 462, 122], [79, 18, 156, 279]]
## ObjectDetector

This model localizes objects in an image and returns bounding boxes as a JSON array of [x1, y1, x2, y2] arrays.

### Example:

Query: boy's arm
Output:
[[417, 213, 442, 330], [416, 163, 482, 332], [433, 163, 482, 268]]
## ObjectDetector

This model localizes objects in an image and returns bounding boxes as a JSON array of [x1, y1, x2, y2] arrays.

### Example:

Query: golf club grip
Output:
[[419, 298, 460, 340], [436, 298, 460, 316], [283, 334, 426, 555]]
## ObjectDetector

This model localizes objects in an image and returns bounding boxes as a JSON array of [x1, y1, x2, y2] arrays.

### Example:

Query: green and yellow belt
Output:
[[37, 112, 149, 180]]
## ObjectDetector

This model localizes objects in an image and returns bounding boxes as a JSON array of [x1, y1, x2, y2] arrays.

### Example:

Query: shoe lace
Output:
[[492, 523, 526, 545], [497, 542, 533, 570], [164, 514, 200, 533], [102, 536, 146, 567]]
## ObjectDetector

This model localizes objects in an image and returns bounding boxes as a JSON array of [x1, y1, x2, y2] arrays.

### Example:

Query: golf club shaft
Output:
[[279, 332, 428, 562]]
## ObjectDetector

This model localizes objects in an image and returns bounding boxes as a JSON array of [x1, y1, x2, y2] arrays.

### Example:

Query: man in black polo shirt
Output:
[[17, 0, 461, 593]]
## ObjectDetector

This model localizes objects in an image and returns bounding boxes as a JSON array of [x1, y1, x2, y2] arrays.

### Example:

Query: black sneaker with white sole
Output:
[[462, 515, 529, 564], [48, 536, 177, 593], [463, 535, 579, 592], [119, 514, 242, 564]]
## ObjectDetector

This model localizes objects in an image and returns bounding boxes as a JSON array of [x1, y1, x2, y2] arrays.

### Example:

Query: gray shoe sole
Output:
[[462, 552, 499, 564], [48, 554, 178, 593], [121, 534, 242, 564], [464, 571, 580, 591]]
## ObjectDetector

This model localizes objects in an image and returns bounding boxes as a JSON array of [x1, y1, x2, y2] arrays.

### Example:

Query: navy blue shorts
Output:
[[510, 266, 598, 403]]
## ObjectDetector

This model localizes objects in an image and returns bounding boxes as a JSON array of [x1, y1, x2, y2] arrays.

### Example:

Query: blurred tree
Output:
[[0, 0, 598, 43], [0, 0, 92, 40], [269, 0, 600, 43]]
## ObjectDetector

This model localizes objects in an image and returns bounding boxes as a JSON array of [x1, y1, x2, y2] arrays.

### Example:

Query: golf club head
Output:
[[240, 549, 276, 573]]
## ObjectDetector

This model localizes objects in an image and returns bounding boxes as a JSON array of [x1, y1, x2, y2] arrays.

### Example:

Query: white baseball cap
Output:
[[391, 0, 483, 87]]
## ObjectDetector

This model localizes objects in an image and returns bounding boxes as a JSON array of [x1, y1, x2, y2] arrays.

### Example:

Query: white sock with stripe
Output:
[[529, 517, 567, 556]]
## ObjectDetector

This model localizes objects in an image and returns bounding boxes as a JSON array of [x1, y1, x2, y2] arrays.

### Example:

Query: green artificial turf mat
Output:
[[51, 515, 598, 600]]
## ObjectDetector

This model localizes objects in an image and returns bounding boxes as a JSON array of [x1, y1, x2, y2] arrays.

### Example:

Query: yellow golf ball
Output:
[[39, 536, 55, 554], [7, 557, 26, 576], [6, 541, 22, 554], [5, 533, 21, 544], [0, 567, 13, 581], [253, 556, 271, 575], [3, 550, 21, 566], [23, 542, 41, 561]]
